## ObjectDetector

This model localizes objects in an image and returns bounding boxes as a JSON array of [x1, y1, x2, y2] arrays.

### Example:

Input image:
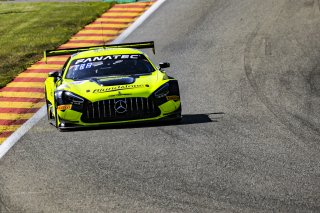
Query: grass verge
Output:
[[0, 2, 113, 88]]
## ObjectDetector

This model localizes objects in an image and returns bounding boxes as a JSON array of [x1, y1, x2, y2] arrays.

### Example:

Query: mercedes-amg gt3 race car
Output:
[[44, 41, 181, 129]]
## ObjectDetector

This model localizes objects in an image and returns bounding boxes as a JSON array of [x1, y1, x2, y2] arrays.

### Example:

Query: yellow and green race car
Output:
[[44, 41, 181, 129]]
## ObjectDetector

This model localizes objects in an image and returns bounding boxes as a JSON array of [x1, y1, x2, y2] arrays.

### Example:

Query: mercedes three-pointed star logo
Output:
[[114, 100, 127, 114]]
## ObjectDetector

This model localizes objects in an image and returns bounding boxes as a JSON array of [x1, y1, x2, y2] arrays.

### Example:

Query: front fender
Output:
[[45, 77, 56, 105]]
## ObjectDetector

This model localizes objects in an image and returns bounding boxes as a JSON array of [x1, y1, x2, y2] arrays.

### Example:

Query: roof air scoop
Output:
[[90, 77, 136, 87]]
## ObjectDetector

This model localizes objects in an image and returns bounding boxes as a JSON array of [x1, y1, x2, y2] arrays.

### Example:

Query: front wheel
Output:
[[45, 87, 54, 121], [53, 98, 60, 129], [46, 100, 54, 120]]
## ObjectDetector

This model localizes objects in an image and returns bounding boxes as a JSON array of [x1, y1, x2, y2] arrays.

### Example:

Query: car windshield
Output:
[[66, 54, 155, 80]]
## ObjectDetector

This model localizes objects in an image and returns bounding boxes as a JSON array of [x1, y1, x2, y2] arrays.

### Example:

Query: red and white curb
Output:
[[0, 0, 167, 159]]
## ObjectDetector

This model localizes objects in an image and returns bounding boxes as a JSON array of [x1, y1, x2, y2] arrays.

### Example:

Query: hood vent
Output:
[[90, 77, 136, 87]]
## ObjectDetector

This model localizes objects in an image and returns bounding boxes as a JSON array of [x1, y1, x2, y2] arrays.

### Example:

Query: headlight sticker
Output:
[[57, 104, 72, 111], [166, 95, 180, 101]]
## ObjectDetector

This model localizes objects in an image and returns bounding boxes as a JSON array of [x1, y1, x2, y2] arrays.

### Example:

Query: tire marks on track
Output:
[[243, 15, 320, 152]]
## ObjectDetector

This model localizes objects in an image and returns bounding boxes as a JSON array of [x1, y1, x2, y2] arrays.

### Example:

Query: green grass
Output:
[[0, 2, 113, 88]]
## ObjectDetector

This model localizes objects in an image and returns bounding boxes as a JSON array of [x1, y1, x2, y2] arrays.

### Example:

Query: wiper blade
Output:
[[129, 73, 151, 77], [72, 78, 87, 81]]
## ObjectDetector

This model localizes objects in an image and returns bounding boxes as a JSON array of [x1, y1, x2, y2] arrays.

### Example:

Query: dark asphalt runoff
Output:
[[1, 0, 320, 212]]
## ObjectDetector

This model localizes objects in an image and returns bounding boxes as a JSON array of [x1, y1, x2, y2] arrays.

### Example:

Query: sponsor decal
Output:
[[75, 55, 141, 65], [57, 104, 72, 111], [93, 84, 146, 93], [166, 95, 180, 101], [73, 63, 93, 71]]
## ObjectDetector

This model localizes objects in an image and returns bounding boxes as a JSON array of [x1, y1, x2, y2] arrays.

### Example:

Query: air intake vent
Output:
[[81, 97, 161, 123]]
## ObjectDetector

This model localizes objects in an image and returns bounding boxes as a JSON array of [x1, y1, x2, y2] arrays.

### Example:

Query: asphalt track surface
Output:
[[1, 0, 320, 212]]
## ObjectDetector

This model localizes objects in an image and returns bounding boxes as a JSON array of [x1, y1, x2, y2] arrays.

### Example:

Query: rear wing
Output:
[[44, 41, 155, 63]]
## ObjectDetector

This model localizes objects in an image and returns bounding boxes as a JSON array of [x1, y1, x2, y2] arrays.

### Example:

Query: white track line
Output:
[[0, 106, 46, 159], [0, 0, 167, 160]]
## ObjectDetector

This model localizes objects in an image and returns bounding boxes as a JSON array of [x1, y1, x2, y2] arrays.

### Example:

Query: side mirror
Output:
[[159, 62, 170, 69], [48, 71, 61, 78], [48, 71, 62, 82]]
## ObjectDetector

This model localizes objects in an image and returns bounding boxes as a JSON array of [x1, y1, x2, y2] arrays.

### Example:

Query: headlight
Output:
[[154, 83, 170, 98], [55, 91, 84, 105]]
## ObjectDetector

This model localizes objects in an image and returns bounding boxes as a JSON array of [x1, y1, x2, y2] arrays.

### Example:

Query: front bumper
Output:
[[56, 98, 181, 129]]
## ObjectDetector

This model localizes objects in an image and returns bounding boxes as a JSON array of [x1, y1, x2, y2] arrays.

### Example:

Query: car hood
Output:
[[57, 74, 164, 102]]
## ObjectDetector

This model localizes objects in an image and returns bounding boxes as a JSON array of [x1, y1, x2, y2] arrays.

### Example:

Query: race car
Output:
[[44, 41, 181, 129]]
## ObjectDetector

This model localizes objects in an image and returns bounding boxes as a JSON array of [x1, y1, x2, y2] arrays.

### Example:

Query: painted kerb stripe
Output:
[[0, 0, 167, 159]]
